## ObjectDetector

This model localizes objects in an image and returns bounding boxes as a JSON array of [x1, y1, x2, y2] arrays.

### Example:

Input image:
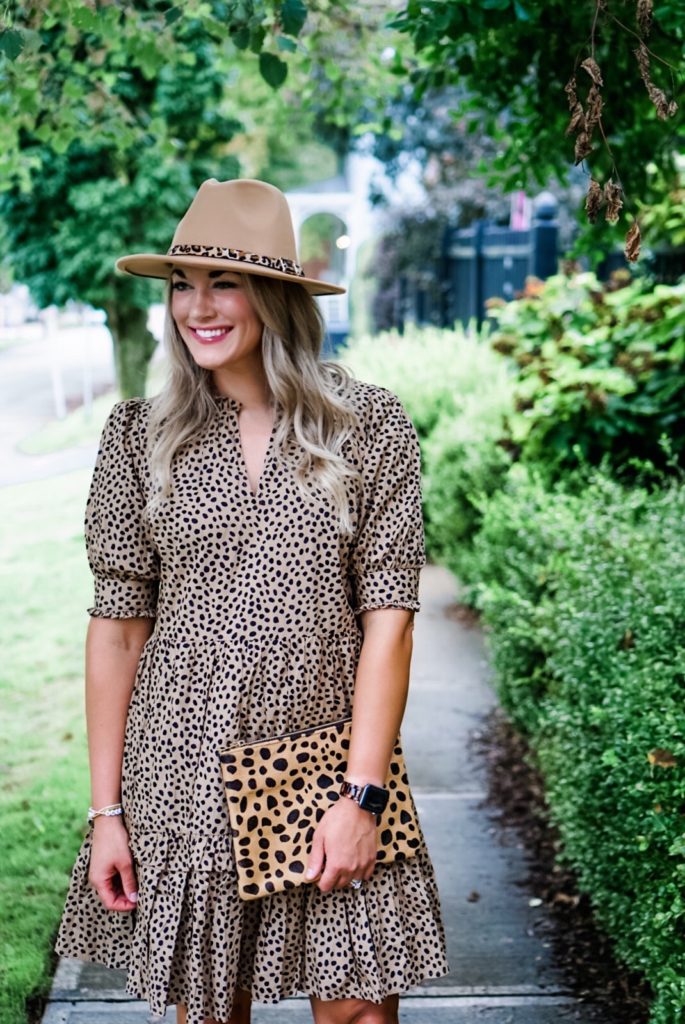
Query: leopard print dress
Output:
[[55, 377, 450, 1024]]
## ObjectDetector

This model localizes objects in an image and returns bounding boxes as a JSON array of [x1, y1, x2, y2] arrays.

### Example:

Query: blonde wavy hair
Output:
[[147, 274, 362, 534]]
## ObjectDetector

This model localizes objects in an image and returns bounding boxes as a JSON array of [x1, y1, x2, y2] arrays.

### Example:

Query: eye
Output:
[[171, 280, 190, 291], [214, 280, 238, 289]]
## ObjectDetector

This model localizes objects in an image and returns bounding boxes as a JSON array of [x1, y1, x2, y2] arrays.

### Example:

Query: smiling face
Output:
[[170, 266, 264, 381]]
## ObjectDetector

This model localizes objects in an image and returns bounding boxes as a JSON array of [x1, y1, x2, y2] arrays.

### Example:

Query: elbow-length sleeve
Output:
[[349, 390, 426, 615], [85, 400, 160, 619]]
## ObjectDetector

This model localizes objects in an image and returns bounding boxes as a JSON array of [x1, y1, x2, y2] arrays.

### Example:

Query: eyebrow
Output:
[[170, 268, 230, 280]]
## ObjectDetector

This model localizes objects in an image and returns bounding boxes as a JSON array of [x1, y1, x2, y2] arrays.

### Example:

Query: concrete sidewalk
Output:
[[43, 565, 608, 1023]]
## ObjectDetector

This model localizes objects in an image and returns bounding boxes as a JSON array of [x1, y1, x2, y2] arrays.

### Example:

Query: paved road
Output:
[[43, 565, 609, 1023], [0, 325, 115, 486]]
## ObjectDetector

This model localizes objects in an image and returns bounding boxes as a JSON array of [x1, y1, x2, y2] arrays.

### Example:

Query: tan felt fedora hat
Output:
[[116, 178, 346, 297]]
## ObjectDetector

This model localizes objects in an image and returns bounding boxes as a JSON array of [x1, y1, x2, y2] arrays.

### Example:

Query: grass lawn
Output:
[[0, 471, 94, 1024]]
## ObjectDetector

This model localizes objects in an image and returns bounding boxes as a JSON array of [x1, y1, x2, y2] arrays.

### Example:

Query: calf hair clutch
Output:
[[219, 715, 422, 900]]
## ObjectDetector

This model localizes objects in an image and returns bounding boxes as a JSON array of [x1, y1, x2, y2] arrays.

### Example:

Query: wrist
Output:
[[88, 801, 123, 824], [336, 795, 376, 817], [340, 779, 389, 817], [92, 813, 127, 831], [343, 774, 384, 787]]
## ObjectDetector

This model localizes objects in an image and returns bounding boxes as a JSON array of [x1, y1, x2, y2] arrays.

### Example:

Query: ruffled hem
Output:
[[56, 826, 450, 1024]]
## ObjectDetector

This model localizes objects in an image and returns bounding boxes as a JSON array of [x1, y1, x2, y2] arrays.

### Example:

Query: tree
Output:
[[0, 1, 350, 396], [0, 14, 244, 397], [234, 0, 684, 257], [386, 0, 683, 257]]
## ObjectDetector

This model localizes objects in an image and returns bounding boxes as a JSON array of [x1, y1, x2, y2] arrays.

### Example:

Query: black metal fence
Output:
[[397, 193, 559, 330], [393, 195, 685, 332]]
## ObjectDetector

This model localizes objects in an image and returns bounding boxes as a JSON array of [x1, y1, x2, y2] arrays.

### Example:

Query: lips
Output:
[[190, 325, 233, 345]]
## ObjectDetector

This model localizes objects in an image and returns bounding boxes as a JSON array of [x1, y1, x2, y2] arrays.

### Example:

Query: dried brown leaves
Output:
[[634, 42, 678, 120], [647, 748, 678, 768], [565, 58, 607, 165], [564, 77, 584, 135], [636, 0, 653, 36], [604, 179, 623, 222], [568, 0, 674, 261], [584, 177, 624, 224], [585, 178, 603, 223], [584, 178, 639, 259], [624, 221, 641, 262], [580, 56, 603, 86]]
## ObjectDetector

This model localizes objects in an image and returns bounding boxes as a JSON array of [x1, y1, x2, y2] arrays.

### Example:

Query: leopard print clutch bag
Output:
[[219, 715, 422, 900]]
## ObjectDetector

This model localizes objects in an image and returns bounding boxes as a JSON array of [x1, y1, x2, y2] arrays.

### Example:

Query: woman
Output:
[[56, 179, 450, 1024]]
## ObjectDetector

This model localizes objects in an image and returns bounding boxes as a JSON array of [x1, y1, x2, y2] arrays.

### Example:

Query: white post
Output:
[[81, 320, 93, 420], [45, 305, 67, 420]]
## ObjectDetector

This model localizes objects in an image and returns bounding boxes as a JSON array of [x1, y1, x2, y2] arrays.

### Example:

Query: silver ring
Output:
[[349, 878, 363, 890]]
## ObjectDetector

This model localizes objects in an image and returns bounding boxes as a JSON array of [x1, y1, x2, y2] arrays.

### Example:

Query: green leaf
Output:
[[164, 7, 183, 25], [281, 0, 308, 37], [231, 26, 250, 50], [259, 52, 288, 89], [513, 0, 530, 19], [249, 25, 266, 53], [71, 5, 99, 32], [277, 36, 297, 52], [0, 29, 25, 61]]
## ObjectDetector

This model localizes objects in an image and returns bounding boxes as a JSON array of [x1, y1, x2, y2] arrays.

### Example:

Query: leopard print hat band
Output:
[[167, 243, 305, 279], [115, 178, 347, 298]]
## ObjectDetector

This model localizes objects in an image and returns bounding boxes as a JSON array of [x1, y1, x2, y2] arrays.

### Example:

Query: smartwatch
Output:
[[340, 780, 389, 817]]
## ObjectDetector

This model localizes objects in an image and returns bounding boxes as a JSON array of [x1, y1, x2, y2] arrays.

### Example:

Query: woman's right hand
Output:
[[88, 817, 139, 912]]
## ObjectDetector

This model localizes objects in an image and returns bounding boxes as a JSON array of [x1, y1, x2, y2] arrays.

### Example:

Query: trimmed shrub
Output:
[[489, 272, 685, 482], [340, 324, 515, 561], [471, 466, 685, 1024]]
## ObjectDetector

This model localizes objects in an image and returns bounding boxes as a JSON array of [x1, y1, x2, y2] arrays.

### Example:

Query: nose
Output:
[[189, 284, 217, 320]]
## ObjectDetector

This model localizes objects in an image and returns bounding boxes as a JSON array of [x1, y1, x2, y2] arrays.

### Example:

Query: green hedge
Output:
[[488, 272, 685, 482], [340, 323, 514, 569], [344, 305, 685, 1021], [470, 467, 685, 1023]]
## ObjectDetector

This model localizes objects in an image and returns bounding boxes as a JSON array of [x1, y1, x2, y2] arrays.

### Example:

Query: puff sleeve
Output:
[[348, 391, 426, 614], [85, 400, 160, 619]]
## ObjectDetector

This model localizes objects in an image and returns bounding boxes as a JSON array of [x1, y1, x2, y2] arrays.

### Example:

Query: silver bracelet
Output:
[[87, 803, 123, 822]]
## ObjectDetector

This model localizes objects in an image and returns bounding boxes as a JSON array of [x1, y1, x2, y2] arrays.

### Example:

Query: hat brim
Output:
[[115, 253, 347, 296]]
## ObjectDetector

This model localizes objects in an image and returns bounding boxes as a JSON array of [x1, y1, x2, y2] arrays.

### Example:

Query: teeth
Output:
[[195, 328, 228, 338]]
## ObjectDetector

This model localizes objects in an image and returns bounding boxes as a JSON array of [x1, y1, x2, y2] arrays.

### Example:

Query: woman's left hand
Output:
[[305, 797, 378, 893]]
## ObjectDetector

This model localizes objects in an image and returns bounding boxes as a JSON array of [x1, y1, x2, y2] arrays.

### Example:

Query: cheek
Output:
[[170, 293, 189, 323], [232, 293, 262, 339]]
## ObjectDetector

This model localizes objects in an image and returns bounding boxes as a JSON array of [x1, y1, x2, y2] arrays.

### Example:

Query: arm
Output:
[[87, 616, 154, 912], [306, 607, 415, 892], [345, 608, 415, 786], [86, 616, 154, 806], [307, 390, 425, 892]]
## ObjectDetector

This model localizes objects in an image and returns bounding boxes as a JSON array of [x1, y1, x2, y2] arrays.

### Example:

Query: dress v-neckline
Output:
[[229, 400, 279, 500]]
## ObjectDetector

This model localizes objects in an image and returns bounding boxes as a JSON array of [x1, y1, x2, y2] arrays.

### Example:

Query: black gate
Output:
[[398, 193, 559, 330]]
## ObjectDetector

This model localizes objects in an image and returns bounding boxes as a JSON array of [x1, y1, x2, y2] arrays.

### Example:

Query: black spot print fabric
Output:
[[55, 379, 450, 1024]]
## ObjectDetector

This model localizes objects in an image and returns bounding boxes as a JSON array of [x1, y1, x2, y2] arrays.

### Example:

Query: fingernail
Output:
[[128, 892, 139, 902], [305, 869, 315, 879]]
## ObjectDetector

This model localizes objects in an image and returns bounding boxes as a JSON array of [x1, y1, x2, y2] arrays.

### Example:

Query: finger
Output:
[[96, 874, 138, 912], [363, 855, 377, 881], [117, 859, 139, 904], [305, 831, 325, 882], [317, 868, 339, 892], [318, 861, 346, 893], [95, 877, 119, 911], [102, 889, 138, 912]]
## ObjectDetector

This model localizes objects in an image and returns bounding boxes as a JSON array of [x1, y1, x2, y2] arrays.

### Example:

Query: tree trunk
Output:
[[104, 300, 158, 399]]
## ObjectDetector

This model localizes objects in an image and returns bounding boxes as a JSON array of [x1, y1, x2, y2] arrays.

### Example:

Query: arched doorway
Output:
[[299, 212, 349, 287]]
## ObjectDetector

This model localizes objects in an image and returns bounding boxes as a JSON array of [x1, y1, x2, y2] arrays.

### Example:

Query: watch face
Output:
[[359, 784, 389, 815]]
